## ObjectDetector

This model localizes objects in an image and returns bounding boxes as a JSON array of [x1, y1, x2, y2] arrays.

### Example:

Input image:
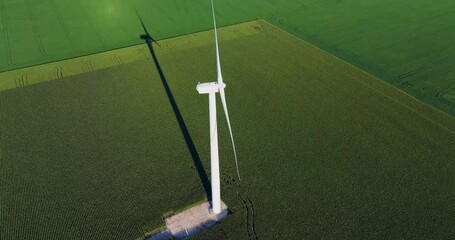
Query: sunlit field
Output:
[[0, 0, 454, 115], [1, 21, 454, 239]]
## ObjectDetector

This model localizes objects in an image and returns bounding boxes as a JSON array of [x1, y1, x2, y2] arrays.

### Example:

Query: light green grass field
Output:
[[1, 21, 454, 240], [0, 0, 454, 115]]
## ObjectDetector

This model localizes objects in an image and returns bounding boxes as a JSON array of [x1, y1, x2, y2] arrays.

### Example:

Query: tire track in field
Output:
[[114, 55, 122, 65], [138, 47, 151, 59], [53, 66, 64, 80], [82, 61, 94, 73], [25, 0, 46, 57], [0, 0, 12, 65], [221, 173, 259, 240], [76, 0, 105, 46], [436, 85, 455, 105], [113, 16, 130, 37], [396, 58, 452, 104], [399, 54, 452, 93], [14, 74, 29, 88], [110, 7, 131, 39], [393, 65, 431, 84], [50, 0, 79, 53]]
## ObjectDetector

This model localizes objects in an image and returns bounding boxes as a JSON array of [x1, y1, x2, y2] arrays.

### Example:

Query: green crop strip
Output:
[[0, 0, 454, 116], [1, 20, 454, 239]]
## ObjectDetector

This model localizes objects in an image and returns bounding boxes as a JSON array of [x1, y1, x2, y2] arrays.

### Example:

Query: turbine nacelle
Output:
[[196, 82, 226, 95]]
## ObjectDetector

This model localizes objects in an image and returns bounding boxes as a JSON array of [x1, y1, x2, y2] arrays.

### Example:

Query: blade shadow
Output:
[[138, 16, 212, 201]]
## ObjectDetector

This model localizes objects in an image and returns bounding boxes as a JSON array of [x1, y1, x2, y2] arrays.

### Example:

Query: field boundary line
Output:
[[0, 44, 150, 93], [0, 21, 261, 93], [261, 20, 455, 135], [350, 76, 455, 136], [0, 18, 260, 74], [154, 20, 261, 54]]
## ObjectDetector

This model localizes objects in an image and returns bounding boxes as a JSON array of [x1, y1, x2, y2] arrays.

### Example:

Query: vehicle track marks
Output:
[[393, 65, 431, 83], [14, 74, 29, 88], [111, 11, 130, 38], [221, 174, 259, 240], [25, 0, 46, 57], [50, 0, 79, 53], [138, 48, 151, 59], [82, 61, 94, 73], [54, 66, 64, 80], [76, 0, 105, 46], [436, 85, 455, 105], [114, 55, 122, 65], [0, 0, 12, 65]]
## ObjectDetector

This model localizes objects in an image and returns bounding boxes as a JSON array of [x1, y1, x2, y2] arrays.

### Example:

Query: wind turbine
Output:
[[196, 0, 240, 214]]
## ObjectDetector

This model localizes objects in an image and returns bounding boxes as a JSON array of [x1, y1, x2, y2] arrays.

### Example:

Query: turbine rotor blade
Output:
[[219, 88, 240, 180], [210, 0, 223, 85], [212, 0, 239, 179]]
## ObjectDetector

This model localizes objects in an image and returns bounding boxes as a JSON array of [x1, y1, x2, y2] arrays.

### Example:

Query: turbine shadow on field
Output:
[[138, 17, 212, 201]]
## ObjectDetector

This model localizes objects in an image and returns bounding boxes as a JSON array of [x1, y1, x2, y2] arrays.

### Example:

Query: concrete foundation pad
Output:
[[146, 201, 228, 240]]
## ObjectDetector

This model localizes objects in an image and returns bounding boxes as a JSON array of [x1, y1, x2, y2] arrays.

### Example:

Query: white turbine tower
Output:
[[196, 0, 240, 214]]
